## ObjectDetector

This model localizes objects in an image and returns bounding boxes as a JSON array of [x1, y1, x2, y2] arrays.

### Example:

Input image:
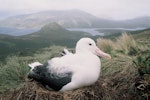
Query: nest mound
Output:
[[1, 76, 148, 100], [4, 79, 104, 100]]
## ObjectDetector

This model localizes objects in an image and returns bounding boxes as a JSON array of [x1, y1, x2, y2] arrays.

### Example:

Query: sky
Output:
[[0, 0, 150, 20]]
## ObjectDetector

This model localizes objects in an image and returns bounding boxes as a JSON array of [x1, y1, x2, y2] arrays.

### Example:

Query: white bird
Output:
[[28, 37, 111, 91]]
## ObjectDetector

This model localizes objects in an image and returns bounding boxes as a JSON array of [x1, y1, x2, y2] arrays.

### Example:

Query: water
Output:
[[67, 28, 104, 36], [67, 28, 146, 36], [0, 27, 146, 36]]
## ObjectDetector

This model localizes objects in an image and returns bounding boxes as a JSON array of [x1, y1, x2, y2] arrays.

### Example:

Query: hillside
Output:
[[21, 23, 91, 47], [0, 30, 149, 100], [0, 10, 150, 29], [121, 16, 150, 28], [0, 23, 91, 60]]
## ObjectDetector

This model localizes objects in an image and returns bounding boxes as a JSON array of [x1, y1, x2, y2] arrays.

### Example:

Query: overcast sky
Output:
[[0, 0, 150, 20]]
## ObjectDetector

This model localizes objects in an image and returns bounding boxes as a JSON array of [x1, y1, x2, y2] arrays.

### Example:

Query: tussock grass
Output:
[[97, 38, 115, 54], [116, 33, 138, 55], [100, 54, 139, 99], [0, 56, 29, 93], [97, 33, 147, 56], [96, 32, 150, 99], [0, 46, 66, 94], [132, 52, 150, 99]]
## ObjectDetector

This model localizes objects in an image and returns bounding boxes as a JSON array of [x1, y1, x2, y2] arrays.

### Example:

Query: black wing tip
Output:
[[27, 62, 73, 91], [28, 71, 41, 81]]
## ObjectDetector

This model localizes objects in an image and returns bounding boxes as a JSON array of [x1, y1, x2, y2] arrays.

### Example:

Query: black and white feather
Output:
[[60, 48, 72, 56]]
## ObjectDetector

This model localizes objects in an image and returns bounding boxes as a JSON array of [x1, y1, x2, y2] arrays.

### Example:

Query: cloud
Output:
[[0, 0, 150, 20]]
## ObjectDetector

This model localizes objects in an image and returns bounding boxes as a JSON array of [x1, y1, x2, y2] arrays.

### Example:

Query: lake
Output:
[[0, 27, 146, 36], [67, 28, 146, 36]]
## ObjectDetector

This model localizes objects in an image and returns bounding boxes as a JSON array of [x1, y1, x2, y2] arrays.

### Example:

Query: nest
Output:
[[1, 75, 149, 100], [3, 79, 104, 100]]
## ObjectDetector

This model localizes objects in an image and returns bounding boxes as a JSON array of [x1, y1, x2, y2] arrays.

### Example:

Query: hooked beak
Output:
[[95, 47, 111, 59]]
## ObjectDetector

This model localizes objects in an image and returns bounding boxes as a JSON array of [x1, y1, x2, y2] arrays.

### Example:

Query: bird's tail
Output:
[[61, 48, 72, 56], [28, 62, 43, 70]]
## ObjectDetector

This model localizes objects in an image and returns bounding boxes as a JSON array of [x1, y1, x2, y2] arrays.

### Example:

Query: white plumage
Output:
[[28, 37, 111, 91]]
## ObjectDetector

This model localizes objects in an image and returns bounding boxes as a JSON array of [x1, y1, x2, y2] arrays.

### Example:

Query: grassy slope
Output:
[[0, 46, 65, 93], [133, 30, 150, 48], [102, 28, 150, 40], [0, 30, 149, 99], [0, 23, 91, 61]]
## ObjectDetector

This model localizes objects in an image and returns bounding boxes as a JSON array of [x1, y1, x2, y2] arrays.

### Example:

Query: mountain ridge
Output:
[[1, 9, 150, 29]]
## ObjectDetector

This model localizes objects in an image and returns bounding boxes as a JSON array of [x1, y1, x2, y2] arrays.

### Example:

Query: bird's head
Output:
[[76, 38, 111, 59]]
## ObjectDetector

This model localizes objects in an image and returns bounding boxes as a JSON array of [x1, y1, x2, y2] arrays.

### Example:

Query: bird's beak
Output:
[[95, 47, 111, 59]]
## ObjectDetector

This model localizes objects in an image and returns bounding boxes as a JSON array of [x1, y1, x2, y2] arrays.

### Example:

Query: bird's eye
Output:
[[89, 43, 92, 46]]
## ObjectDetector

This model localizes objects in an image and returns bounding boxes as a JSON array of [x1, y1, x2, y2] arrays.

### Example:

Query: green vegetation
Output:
[[0, 29, 150, 99], [133, 52, 150, 75], [0, 23, 91, 61], [97, 32, 150, 99], [0, 56, 29, 93], [0, 46, 65, 93]]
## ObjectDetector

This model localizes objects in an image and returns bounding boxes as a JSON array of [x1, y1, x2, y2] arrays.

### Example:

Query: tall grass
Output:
[[100, 54, 139, 99], [0, 45, 65, 93], [97, 38, 115, 54], [116, 33, 138, 55], [97, 33, 144, 56], [97, 32, 150, 99], [0, 56, 29, 93]]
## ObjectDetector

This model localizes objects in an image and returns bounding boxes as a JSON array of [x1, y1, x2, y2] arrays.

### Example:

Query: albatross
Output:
[[28, 37, 111, 91]]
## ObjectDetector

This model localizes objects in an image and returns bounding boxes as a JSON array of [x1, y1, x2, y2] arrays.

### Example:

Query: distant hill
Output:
[[0, 10, 150, 29], [21, 23, 91, 46], [102, 27, 150, 40], [0, 10, 107, 28], [121, 16, 150, 28], [0, 23, 91, 60]]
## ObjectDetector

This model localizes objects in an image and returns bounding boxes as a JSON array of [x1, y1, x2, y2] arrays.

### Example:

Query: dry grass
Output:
[[97, 38, 115, 54], [97, 33, 140, 56], [116, 33, 137, 55], [100, 54, 140, 99], [1, 79, 104, 100]]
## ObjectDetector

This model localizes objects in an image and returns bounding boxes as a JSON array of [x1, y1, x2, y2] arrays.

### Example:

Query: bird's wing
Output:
[[28, 62, 43, 70], [28, 62, 73, 91]]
